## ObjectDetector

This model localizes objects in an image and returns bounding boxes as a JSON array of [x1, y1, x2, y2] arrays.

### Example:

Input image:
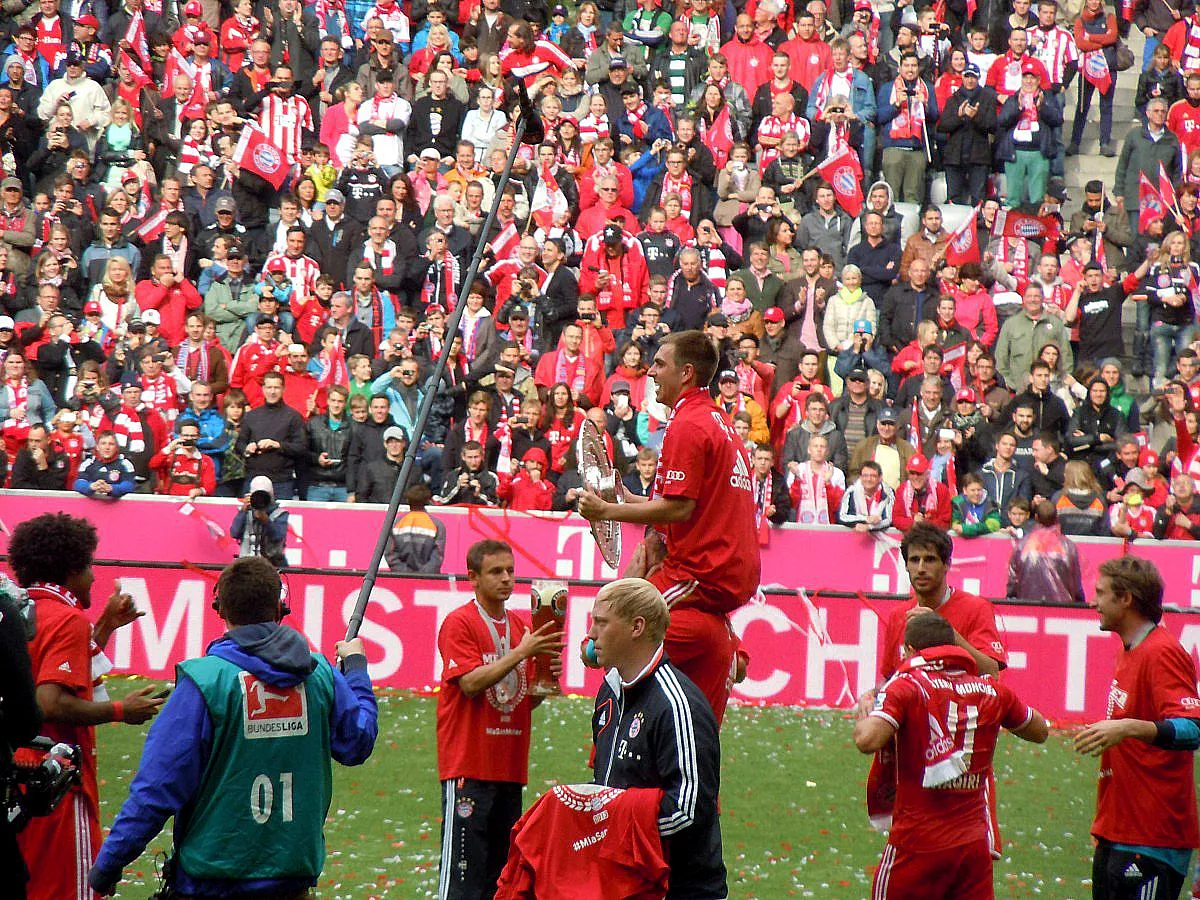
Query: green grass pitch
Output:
[[97, 682, 1105, 898]]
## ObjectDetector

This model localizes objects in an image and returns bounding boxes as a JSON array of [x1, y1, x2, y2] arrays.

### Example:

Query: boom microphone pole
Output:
[[344, 79, 539, 643]]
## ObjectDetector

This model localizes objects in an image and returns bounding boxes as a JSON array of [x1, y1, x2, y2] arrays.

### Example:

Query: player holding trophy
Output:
[[579, 331, 760, 724]]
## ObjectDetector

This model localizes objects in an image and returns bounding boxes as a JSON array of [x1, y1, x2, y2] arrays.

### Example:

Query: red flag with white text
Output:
[[232, 123, 289, 189], [816, 147, 865, 217], [489, 221, 520, 260], [135, 207, 170, 242]]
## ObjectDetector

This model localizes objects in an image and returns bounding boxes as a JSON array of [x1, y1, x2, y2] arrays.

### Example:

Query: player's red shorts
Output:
[[650, 576, 736, 725], [18, 789, 100, 900], [872, 838, 993, 900]]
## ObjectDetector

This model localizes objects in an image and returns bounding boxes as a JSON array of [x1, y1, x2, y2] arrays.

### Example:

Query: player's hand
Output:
[[517, 621, 565, 659], [120, 686, 166, 724], [853, 688, 876, 720], [1073, 719, 1140, 755], [101, 582, 144, 630], [336, 637, 366, 660], [577, 488, 610, 521], [905, 605, 936, 622]]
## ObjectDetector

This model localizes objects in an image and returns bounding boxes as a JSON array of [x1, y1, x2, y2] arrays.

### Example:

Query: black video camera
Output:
[[3, 738, 82, 833]]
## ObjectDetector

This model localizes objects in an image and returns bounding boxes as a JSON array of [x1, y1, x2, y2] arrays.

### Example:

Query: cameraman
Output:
[[232, 475, 290, 569], [89, 557, 378, 897], [9, 512, 163, 900], [0, 577, 41, 899]]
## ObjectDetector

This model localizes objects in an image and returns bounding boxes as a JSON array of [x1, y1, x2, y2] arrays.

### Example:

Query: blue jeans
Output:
[[1152, 321, 1197, 385], [307, 483, 348, 502], [270, 478, 296, 501], [1072, 76, 1114, 147]]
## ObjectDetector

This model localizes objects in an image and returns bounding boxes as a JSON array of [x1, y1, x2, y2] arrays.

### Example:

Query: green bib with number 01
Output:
[[174, 653, 336, 881]]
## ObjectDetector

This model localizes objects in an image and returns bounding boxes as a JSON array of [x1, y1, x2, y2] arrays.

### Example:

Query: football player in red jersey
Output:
[[579, 331, 760, 725], [855, 522, 1007, 718], [855, 614, 1048, 900], [436, 539, 564, 900], [1075, 556, 1200, 900]]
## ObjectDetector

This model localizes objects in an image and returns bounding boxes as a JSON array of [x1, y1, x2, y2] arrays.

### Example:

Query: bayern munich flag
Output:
[[944, 204, 981, 266], [232, 124, 289, 189], [816, 147, 864, 217]]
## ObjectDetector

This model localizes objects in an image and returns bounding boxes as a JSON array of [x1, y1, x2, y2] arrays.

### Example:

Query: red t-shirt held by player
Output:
[[436, 601, 534, 784], [495, 784, 669, 900], [651, 388, 760, 614], [879, 589, 1008, 680], [872, 656, 1033, 851], [1092, 625, 1200, 850]]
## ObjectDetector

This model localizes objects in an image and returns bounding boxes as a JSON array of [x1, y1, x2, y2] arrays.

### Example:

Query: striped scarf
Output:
[[554, 352, 587, 396], [579, 113, 610, 145], [176, 339, 210, 385], [112, 405, 146, 453], [661, 172, 693, 216]]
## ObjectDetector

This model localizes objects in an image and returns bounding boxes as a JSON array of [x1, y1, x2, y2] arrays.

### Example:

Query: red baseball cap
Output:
[[83, 299, 102, 315], [266, 258, 287, 274], [906, 454, 930, 475], [955, 388, 977, 403], [184, 0, 202, 15], [77, 13, 100, 27], [763, 307, 785, 323], [1020, 59, 1041, 76], [1139, 448, 1159, 468]]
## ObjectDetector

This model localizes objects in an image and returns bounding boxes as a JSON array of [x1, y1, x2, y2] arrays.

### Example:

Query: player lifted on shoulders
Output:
[[579, 330, 760, 724], [855, 522, 1007, 717], [855, 614, 1048, 900], [1075, 556, 1200, 900]]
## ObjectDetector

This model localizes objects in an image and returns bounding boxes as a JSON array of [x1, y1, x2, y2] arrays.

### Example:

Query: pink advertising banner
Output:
[[70, 565, 1200, 723], [3, 492, 1200, 602]]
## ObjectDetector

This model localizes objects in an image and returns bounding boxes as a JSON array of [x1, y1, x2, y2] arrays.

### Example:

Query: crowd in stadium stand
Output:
[[3, 0, 1200, 546]]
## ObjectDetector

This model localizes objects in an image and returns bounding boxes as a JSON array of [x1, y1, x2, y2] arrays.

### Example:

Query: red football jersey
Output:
[[1092, 625, 1200, 849], [652, 388, 760, 613], [879, 590, 1008, 680], [436, 601, 534, 784], [495, 784, 669, 900], [873, 666, 1032, 851]]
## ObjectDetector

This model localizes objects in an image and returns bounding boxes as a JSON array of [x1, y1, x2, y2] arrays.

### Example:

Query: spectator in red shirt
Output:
[[892, 453, 953, 531], [148, 417, 217, 498], [498, 447, 555, 511], [136, 254, 204, 347]]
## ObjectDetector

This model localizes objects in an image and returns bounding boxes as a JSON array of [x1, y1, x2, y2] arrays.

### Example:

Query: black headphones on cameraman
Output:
[[210, 568, 291, 620]]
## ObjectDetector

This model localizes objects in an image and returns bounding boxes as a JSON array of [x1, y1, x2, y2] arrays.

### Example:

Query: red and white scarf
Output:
[[754, 471, 774, 527], [579, 113, 610, 144], [363, 240, 396, 276], [140, 374, 179, 421], [554, 352, 587, 397], [460, 308, 490, 361], [888, 78, 929, 141], [112, 405, 146, 453], [1183, 16, 1200, 72], [791, 461, 835, 524], [624, 101, 650, 140], [661, 171, 693, 216], [897, 479, 941, 519], [3, 378, 30, 443]]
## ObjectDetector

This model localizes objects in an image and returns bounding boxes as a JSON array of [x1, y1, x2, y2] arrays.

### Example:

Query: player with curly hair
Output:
[[10, 513, 163, 900]]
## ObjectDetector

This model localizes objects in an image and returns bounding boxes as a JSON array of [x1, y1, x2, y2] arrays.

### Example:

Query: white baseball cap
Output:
[[0, 315, 13, 331]]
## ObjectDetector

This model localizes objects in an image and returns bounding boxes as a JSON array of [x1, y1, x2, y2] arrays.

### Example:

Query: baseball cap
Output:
[[324, 188, 345, 205], [1020, 59, 1041, 76], [191, 30, 213, 45], [1, 176, 22, 192], [706, 312, 729, 328], [610, 379, 631, 394], [955, 387, 977, 403], [853, 318, 873, 335], [127, 318, 147, 333], [64, 49, 84, 67], [383, 425, 408, 442], [425, 303, 446, 316], [83, 300, 102, 315], [120, 373, 143, 389], [1122, 468, 1150, 491], [226, 246, 246, 260], [1140, 448, 1160, 468], [847, 368, 868, 382], [602, 223, 623, 245], [763, 307, 785, 324], [266, 257, 287, 274], [906, 454, 930, 475], [717, 369, 738, 383], [419, 147, 441, 160], [877, 405, 898, 423], [1046, 178, 1069, 203], [142, 309, 161, 325], [248, 475, 274, 497], [609, 55, 628, 69], [854, 0, 872, 9], [551, 3, 568, 14], [77, 13, 100, 27], [59, 410, 77, 424], [184, 0, 202, 13], [963, 63, 980, 78], [0, 315, 13, 331], [215, 196, 236, 213], [122, 169, 139, 184]]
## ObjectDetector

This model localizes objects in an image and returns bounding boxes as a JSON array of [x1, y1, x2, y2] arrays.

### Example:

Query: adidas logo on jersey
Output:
[[729, 450, 753, 493], [1124, 863, 1143, 880], [58, 661, 72, 673]]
